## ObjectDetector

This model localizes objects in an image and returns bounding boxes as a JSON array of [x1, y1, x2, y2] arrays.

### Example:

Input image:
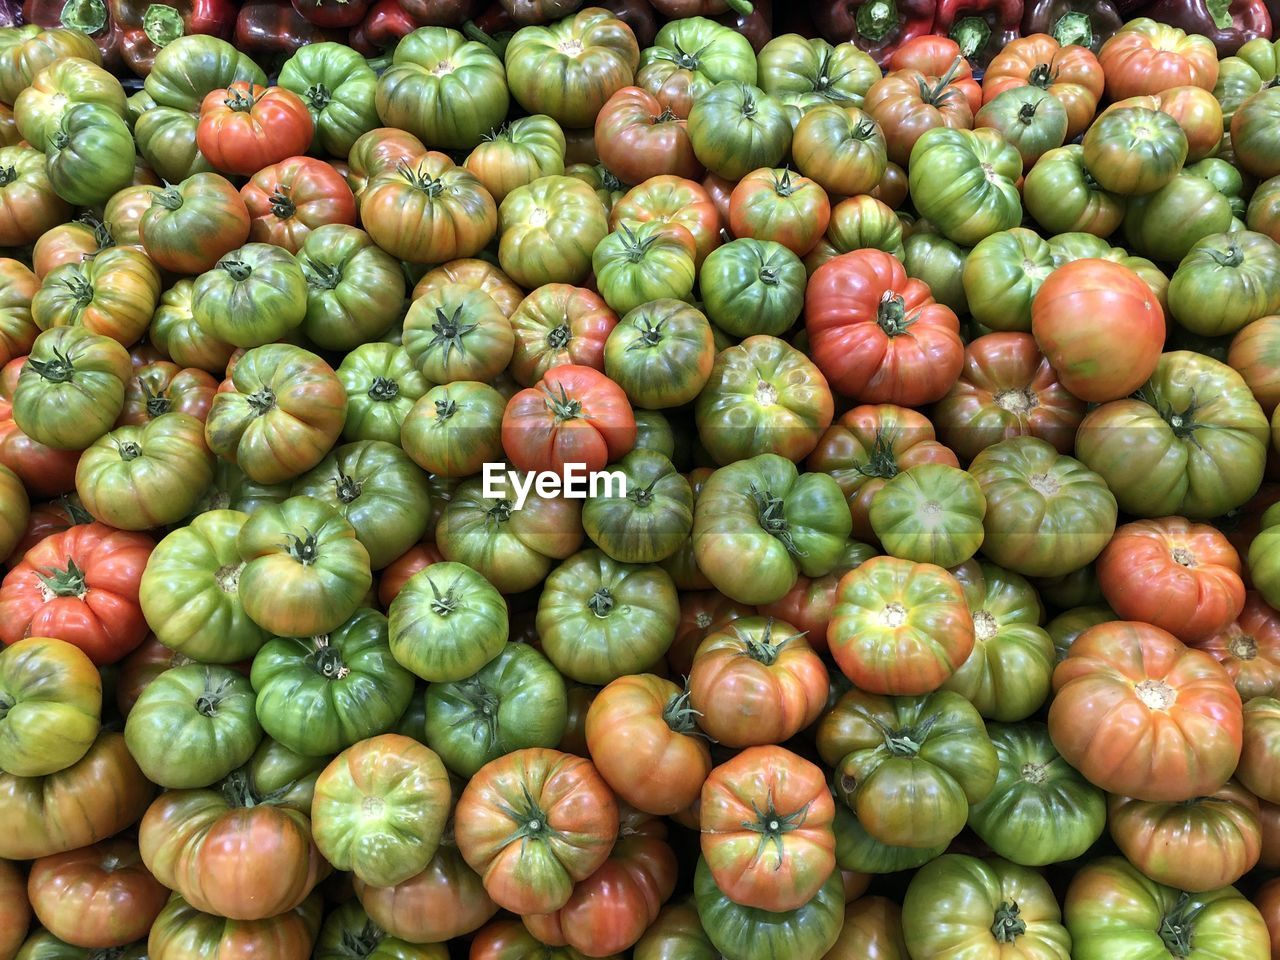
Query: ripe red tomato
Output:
[[501, 364, 636, 474], [196, 82, 314, 177]]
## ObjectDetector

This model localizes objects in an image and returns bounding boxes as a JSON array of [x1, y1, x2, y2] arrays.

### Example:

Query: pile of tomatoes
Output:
[[2, 6, 1280, 960]]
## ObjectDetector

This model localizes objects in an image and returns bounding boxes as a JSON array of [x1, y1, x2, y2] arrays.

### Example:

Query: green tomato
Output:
[[962, 227, 1054, 333], [869, 463, 986, 569], [1081, 106, 1188, 196], [297, 224, 406, 352], [687, 81, 792, 180], [1123, 173, 1234, 263], [192, 243, 308, 349], [251, 608, 414, 758], [604, 299, 715, 410], [402, 283, 514, 385], [424, 642, 568, 778], [908, 127, 1023, 246], [278, 43, 379, 158], [1168, 230, 1280, 337], [124, 664, 261, 788], [694, 858, 843, 960], [312, 901, 447, 960], [1186, 157, 1248, 218], [374, 27, 509, 149], [1023, 144, 1124, 238], [336, 343, 430, 446], [693, 453, 852, 605], [1248, 503, 1280, 611], [311, 733, 451, 888], [400, 381, 506, 480], [466, 115, 567, 204], [592, 220, 697, 316], [902, 854, 1071, 960], [699, 238, 805, 338], [637, 17, 758, 116], [13, 326, 131, 451], [536, 548, 679, 684], [498, 175, 609, 288], [291, 440, 433, 570], [388, 561, 508, 683], [45, 102, 135, 207], [833, 804, 945, 875], [0, 636, 100, 778], [139, 510, 271, 663], [144, 35, 266, 112], [903, 229, 970, 314], [14, 55, 126, 152], [757, 35, 879, 111], [967, 721, 1106, 866], [582, 449, 692, 564], [975, 85, 1068, 169]]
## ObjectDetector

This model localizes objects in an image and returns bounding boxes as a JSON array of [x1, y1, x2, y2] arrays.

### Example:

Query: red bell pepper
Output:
[[108, 0, 237, 76], [811, 0, 936, 66], [1022, 0, 1123, 51], [398, 0, 478, 25], [291, 0, 372, 27], [1142, 0, 1270, 56], [349, 0, 416, 53], [23, 0, 125, 70], [935, 0, 1024, 65]]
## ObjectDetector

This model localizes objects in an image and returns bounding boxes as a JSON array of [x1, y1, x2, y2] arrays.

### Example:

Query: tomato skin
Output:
[[277, 42, 379, 158], [147, 893, 321, 960], [1108, 781, 1261, 892], [196, 82, 313, 177], [27, 839, 167, 949], [13, 328, 132, 452], [0, 635, 100, 779], [1169, 232, 1280, 339], [1065, 856, 1268, 960], [240, 156, 356, 254], [454, 747, 619, 916], [205, 344, 347, 486], [498, 176, 609, 289], [0, 261, 38, 372], [1082, 105, 1189, 197], [806, 249, 963, 407], [1023, 145, 1124, 238], [1239, 696, 1280, 805], [0, 858, 27, 960], [1031, 258, 1164, 403], [504, 9, 638, 129], [0, 522, 151, 665], [792, 104, 887, 198], [902, 855, 1070, 960], [1098, 518, 1245, 644], [594, 86, 703, 185], [508, 285, 617, 387], [192, 243, 308, 350], [728, 168, 830, 258], [0, 144, 72, 248], [139, 174, 249, 275], [501, 364, 636, 475], [354, 843, 497, 944], [1050, 621, 1243, 803], [1198, 594, 1280, 702], [0, 732, 153, 861], [1098, 18, 1220, 100]]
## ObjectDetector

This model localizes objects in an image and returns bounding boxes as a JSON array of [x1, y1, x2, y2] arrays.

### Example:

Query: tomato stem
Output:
[[662, 689, 702, 733], [246, 387, 277, 417], [63, 273, 95, 307], [543, 382, 586, 423], [1158, 893, 1206, 957], [876, 293, 915, 336], [427, 305, 479, 370], [37, 559, 89, 599], [426, 575, 461, 616], [546, 323, 571, 350], [195, 672, 235, 717], [749, 484, 807, 557], [587, 587, 615, 617], [310, 635, 351, 679], [331, 468, 363, 504], [219, 258, 253, 282], [282, 530, 321, 566], [303, 83, 332, 111], [367, 376, 400, 402], [628, 316, 667, 350], [741, 795, 812, 864], [152, 184, 185, 211], [268, 188, 296, 221], [434, 396, 458, 422], [27, 347, 78, 384], [116, 440, 143, 462], [991, 901, 1027, 942]]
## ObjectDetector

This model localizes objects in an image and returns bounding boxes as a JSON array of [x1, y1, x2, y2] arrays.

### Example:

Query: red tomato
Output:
[[1098, 517, 1246, 643], [1030, 258, 1165, 403], [1196, 592, 1280, 702], [1097, 18, 1219, 99], [595, 86, 704, 185], [805, 250, 964, 406], [501, 364, 636, 474], [240, 156, 357, 253], [196, 82, 314, 177], [0, 522, 152, 664]]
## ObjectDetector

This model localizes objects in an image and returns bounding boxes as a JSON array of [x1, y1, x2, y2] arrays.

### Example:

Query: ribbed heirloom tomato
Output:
[[501, 364, 636, 474]]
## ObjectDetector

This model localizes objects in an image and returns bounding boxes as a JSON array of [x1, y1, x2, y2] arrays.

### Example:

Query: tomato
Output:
[[1231, 316, 1280, 416], [1098, 18, 1219, 100], [695, 334, 833, 465], [1239, 696, 1280, 804], [138, 510, 268, 663], [806, 196, 906, 276], [0, 26, 101, 105], [1065, 856, 1267, 960], [635, 17, 758, 119], [1022, 145, 1125, 238], [148, 280, 235, 375], [1082, 105, 1188, 197], [967, 721, 1106, 866], [44, 103, 136, 208], [1124, 174, 1235, 266], [297, 225, 404, 351], [120, 361, 217, 427], [345, 127, 426, 199], [1109, 781, 1260, 892], [1169, 232, 1280, 339], [435, 473, 582, 594], [1249, 176, 1280, 243], [355, 841, 497, 944], [869, 463, 985, 568], [592, 220, 697, 316], [633, 900, 718, 960], [413, 259, 522, 317], [972, 86, 1067, 169], [400, 381, 504, 480], [1098, 518, 1244, 645], [277, 42, 379, 158], [907, 126, 1022, 247], [122, 662, 259, 789], [602, 299, 713, 411], [312, 901, 445, 960], [581, 449, 690, 563], [0, 858, 28, 959], [147, 893, 320, 960], [310, 733, 449, 890], [205, 344, 346, 485], [686, 616, 827, 747], [13, 55, 124, 153], [508, 285, 616, 387], [1199, 594, 1280, 702], [817, 686, 997, 848], [0, 144, 71, 248], [240, 156, 356, 254], [866, 64, 976, 168], [235, 495, 371, 638], [1051, 621, 1243, 802], [1232, 88, 1280, 180], [463, 116, 566, 206], [455, 748, 618, 915], [375, 27, 509, 149], [1030, 258, 1164, 403], [387, 559, 507, 684], [335, 343, 428, 445], [138, 748, 328, 922], [791, 105, 886, 197], [1077, 351, 1269, 520], [610, 176, 719, 268], [959, 228, 1052, 335], [806, 249, 963, 406], [0, 522, 150, 665], [0, 261, 37, 371], [137, 174, 249, 276], [0, 731, 152, 861], [536, 548, 677, 683], [502, 364, 635, 475], [360, 152, 497, 265], [686, 82, 791, 181], [983, 34, 1104, 140], [594, 87, 702, 185], [827, 555, 973, 695], [196, 82, 312, 177], [497, 176, 608, 289], [807, 404, 958, 541], [727, 168, 830, 259], [12, 328, 131, 451], [699, 238, 805, 339], [192, 243, 308, 350], [471, 917, 622, 959], [0, 462, 27, 562], [31, 247, 159, 350], [0, 636, 99, 778]]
